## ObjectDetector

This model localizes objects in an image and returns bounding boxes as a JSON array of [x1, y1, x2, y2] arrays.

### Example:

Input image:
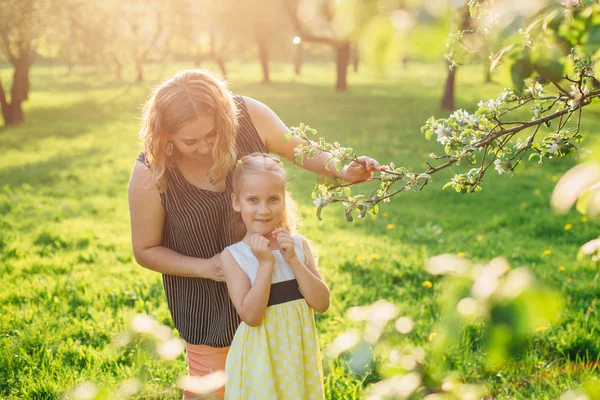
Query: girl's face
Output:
[[232, 171, 286, 238], [171, 115, 217, 161]]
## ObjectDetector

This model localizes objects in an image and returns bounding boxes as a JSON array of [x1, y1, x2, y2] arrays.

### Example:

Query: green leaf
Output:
[[531, 36, 567, 82], [283, 133, 293, 144], [316, 206, 323, 221], [511, 57, 534, 91], [442, 182, 454, 190], [295, 154, 304, 166], [585, 24, 600, 54], [368, 204, 379, 218], [345, 208, 354, 223], [357, 206, 368, 219], [469, 3, 478, 19], [534, 59, 565, 83], [528, 153, 539, 162]]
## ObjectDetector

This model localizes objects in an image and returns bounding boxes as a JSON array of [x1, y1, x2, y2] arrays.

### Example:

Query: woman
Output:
[[127, 69, 380, 398]]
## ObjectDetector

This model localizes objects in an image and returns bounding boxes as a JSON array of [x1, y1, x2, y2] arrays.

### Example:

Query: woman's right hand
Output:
[[207, 253, 226, 282], [249, 234, 275, 266]]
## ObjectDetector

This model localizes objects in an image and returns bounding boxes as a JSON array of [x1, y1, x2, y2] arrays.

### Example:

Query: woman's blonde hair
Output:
[[231, 153, 299, 242], [139, 69, 238, 191]]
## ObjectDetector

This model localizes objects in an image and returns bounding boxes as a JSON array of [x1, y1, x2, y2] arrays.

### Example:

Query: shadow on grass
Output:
[[0, 94, 140, 151], [0, 149, 98, 189]]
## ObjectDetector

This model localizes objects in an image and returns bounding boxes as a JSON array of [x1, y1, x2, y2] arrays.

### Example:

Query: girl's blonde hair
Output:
[[231, 153, 299, 242], [139, 69, 238, 191]]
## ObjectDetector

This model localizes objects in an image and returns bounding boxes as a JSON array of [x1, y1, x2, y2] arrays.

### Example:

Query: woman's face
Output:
[[171, 115, 216, 161]]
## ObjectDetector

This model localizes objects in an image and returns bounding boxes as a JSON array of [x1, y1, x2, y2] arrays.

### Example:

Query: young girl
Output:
[[221, 153, 329, 400]]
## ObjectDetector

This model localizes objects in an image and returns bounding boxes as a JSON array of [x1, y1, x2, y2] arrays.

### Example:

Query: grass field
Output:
[[1, 61, 599, 399]]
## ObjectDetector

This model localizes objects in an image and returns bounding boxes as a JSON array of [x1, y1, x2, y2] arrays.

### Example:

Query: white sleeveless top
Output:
[[226, 235, 305, 285]]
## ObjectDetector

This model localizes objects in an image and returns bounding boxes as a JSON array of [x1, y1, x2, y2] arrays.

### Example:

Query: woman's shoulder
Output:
[[136, 151, 148, 165], [240, 96, 272, 121], [130, 152, 153, 183]]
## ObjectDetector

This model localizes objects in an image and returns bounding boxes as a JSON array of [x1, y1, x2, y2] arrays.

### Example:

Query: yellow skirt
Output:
[[224, 299, 325, 400]]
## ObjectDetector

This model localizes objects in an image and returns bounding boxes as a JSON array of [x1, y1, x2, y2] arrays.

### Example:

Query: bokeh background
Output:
[[1, 1, 599, 399]]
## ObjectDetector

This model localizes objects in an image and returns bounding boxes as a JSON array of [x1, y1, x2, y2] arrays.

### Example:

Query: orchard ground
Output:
[[1, 61, 599, 399]]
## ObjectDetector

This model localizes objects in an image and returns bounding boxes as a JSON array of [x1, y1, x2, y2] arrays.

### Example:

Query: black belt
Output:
[[267, 279, 304, 307]]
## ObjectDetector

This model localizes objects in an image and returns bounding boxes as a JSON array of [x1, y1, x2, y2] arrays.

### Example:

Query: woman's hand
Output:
[[250, 234, 275, 266], [273, 228, 297, 263], [206, 253, 225, 282], [339, 156, 382, 183]]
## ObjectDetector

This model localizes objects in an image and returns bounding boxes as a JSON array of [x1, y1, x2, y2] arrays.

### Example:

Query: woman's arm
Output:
[[221, 248, 274, 327], [128, 161, 224, 280], [243, 96, 381, 183]]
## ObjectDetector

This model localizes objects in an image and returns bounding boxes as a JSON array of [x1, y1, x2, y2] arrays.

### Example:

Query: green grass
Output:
[[1, 60, 599, 399]]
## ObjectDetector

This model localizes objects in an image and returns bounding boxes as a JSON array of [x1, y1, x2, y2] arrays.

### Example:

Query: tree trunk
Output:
[[1, 57, 31, 125], [194, 48, 202, 68], [294, 43, 303, 76], [352, 45, 359, 73], [115, 61, 123, 81], [217, 60, 227, 78], [135, 59, 143, 84], [441, 65, 457, 110], [0, 77, 26, 126], [111, 54, 123, 81], [0, 75, 10, 125], [210, 33, 227, 78], [257, 39, 270, 84], [12, 58, 30, 104], [335, 42, 350, 92], [484, 57, 492, 83], [439, 4, 470, 110], [402, 56, 408, 69]]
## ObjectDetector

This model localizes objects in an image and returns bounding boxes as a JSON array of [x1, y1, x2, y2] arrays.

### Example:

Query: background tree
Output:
[[441, 4, 476, 110], [43, 0, 112, 75], [0, 0, 57, 125], [211, 0, 293, 84], [119, 0, 167, 84], [285, 0, 371, 92]]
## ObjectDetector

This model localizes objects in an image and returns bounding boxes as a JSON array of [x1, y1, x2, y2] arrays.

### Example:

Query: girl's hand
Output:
[[339, 156, 382, 183], [273, 228, 297, 263], [250, 234, 275, 266]]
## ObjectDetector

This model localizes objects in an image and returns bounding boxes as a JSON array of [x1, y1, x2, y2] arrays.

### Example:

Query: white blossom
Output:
[[434, 124, 453, 144], [562, 0, 580, 10], [514, 138, 525, 150], [547, 142, 560, 154], [313, 197, 328, 208], [494, 159, 506, 174]]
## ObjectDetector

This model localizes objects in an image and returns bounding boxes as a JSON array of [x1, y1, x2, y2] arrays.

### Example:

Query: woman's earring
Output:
[[166, 142, 174, 157]]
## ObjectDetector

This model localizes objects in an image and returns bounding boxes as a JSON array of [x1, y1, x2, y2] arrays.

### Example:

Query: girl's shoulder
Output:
[[291, 233, 311, 248], [292, 234, 318, 265], [223, 242, 255, 277], [225, 240, 249, 255]]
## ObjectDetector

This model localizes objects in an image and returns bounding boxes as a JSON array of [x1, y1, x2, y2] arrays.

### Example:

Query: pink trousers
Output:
[[183, 342, 229, 400]]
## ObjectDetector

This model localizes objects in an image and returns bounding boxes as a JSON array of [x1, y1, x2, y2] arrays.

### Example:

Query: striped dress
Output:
[[136, 96, 266, 346]]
